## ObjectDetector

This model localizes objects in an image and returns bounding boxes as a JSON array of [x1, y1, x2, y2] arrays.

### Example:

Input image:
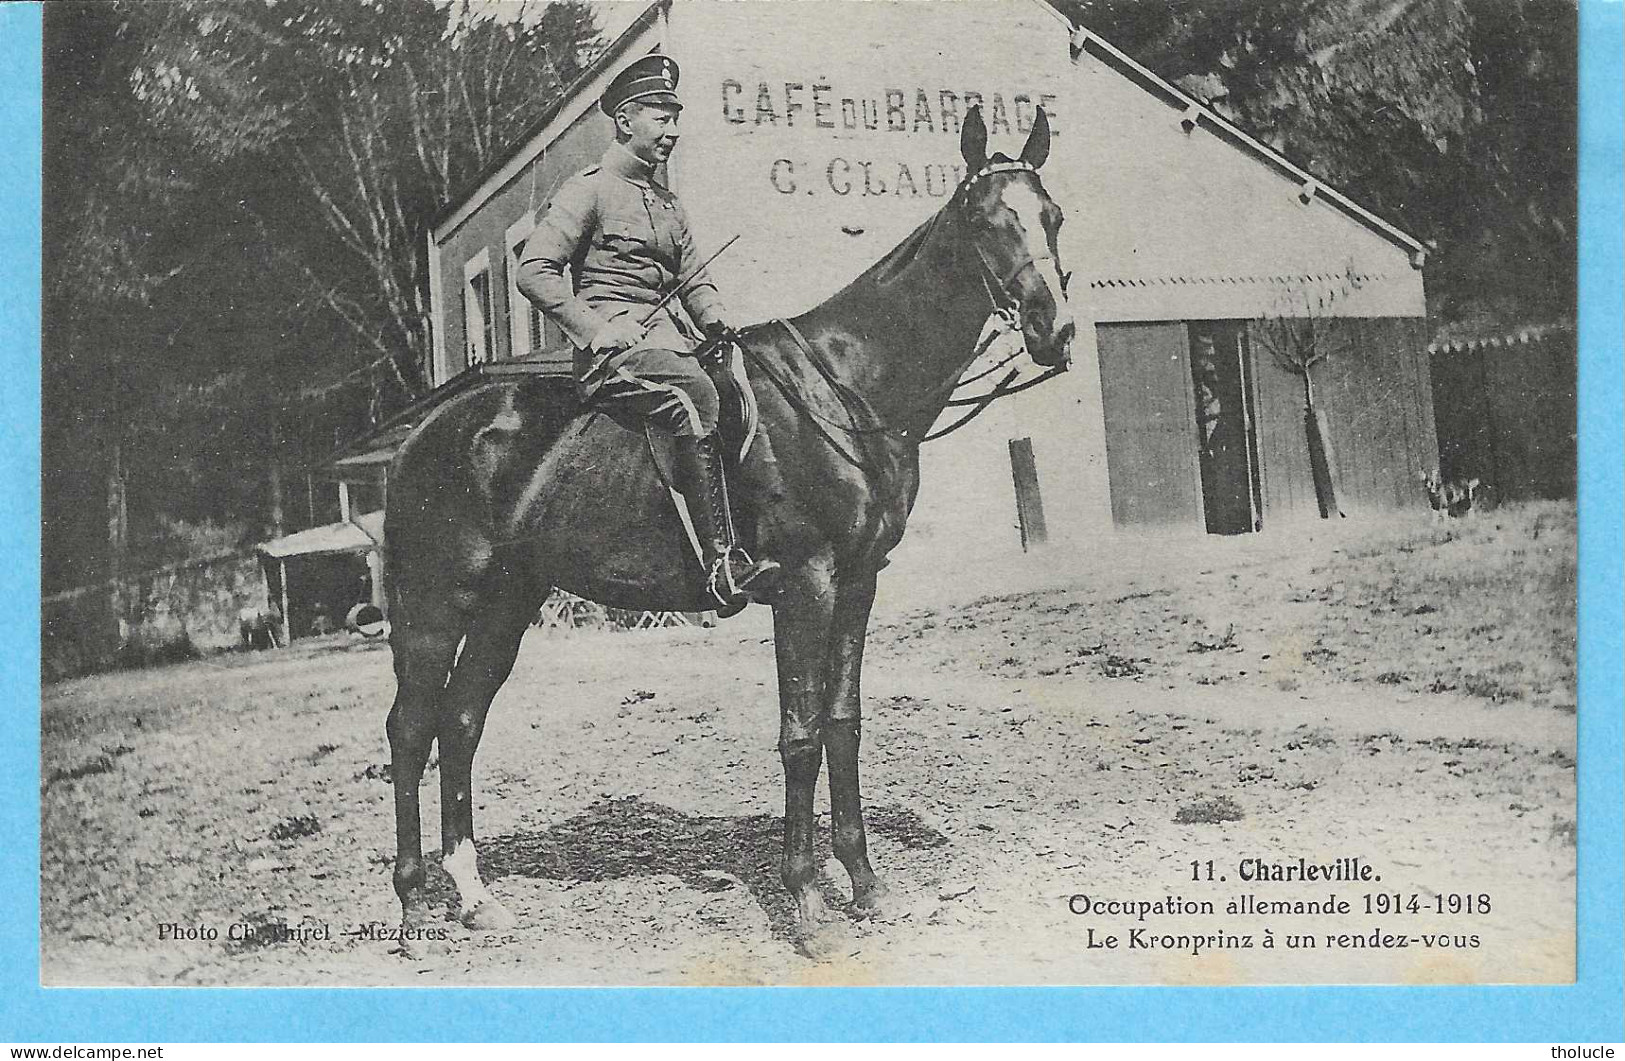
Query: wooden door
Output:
[[1097, 323, 1204, 528]]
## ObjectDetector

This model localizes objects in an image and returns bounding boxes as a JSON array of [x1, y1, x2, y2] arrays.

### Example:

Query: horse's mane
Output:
[[862, 211, 946, 287], [850, 152, 1020, 290], [857, 209, 949, 289]]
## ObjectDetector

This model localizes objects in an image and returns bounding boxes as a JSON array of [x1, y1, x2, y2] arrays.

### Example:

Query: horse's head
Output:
[[954, 105, 1075, 368]]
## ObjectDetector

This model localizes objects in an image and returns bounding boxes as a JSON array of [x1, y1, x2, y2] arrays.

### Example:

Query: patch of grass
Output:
[[1284, 728, 1337, 751], [356, 762, 392, 783], [1099, 654, 1148, 679], [45, 744, 135, 789], [1189, 625, 1237, 653], [1292, 502, 1574, 710], [1112, 589, 1169, 605], [1461, 674, 1523, 703], [1174, 796, 1244, 824], [269, 815, 322, 841]]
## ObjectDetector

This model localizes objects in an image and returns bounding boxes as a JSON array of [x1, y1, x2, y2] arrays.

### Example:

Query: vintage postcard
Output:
[[36, 0, 1595, 997]]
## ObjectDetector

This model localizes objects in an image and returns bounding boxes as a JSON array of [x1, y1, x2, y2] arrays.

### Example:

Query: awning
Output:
[[329, 424, 412, 481], [258, 510, 384, 559]]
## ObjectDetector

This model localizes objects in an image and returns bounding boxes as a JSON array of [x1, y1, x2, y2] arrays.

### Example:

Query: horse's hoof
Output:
[[850, 880, 891, 920], [395, 927, 453, 962], [794, 887, 833, 928], [394, 903, 449, 961], [461, 898, 517, 932], [796, 921, 851, 963], [399, 897, 435, 933]]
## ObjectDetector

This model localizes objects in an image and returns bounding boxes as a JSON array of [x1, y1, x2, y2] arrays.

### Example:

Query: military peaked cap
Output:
[[600, 54, 681, 116]]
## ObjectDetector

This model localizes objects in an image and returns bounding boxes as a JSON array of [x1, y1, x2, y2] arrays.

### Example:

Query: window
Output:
[[463, 248, 493, 366], [529, 298, 546, 353], [505, 213, 547, 359]]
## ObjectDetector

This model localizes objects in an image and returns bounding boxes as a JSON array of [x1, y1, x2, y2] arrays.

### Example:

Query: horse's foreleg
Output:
[[437, 586, 537, 931], [772, 557, 838, 935], [387, 624, 461, 930], [824, 568, 887, 916]]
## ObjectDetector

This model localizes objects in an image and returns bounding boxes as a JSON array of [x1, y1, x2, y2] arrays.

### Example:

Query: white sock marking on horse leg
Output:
[[443, 838, 494, 911]]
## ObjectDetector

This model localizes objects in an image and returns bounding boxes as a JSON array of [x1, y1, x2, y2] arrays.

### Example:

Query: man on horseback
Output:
[[516, 54, 781, 610]]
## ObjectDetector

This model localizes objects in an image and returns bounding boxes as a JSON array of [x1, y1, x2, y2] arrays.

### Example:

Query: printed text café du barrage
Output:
[[720, 78, 1060, 200]]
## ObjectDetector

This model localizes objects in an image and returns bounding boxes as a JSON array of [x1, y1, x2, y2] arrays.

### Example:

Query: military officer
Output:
[[516, 54, 781, 610]]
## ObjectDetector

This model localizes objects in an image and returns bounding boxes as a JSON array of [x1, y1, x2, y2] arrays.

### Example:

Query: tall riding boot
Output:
[[673, 434, 782, 609]]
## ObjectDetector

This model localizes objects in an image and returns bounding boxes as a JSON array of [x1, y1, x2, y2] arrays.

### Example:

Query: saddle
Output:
[[640, 339, 758, 490], [699, 338, 760, 466]]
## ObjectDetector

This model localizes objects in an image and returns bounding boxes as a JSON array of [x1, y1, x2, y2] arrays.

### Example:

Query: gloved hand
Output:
[[589, 318, 647, 354], [700, 316, 739, 341]]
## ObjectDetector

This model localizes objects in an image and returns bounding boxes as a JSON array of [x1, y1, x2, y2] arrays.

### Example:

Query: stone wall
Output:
[[43, 552, 271, 681]]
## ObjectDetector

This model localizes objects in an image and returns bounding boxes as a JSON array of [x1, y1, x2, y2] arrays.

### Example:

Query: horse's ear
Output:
[[1020, 107, 1051, 169], [961, 105, 988, 171]]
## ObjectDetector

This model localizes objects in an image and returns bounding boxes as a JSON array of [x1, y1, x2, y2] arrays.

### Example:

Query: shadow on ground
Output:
[[470, 796, 947, 940]]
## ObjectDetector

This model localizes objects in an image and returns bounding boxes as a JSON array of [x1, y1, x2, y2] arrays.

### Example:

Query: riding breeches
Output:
[[584, 346, 720, 438]]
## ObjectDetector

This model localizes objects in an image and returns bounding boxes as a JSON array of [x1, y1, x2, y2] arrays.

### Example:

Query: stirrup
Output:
[[706, 546, 782, 609]]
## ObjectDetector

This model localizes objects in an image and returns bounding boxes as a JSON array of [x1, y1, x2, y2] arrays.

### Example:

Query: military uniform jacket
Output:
[[516, 142, 728, 381]]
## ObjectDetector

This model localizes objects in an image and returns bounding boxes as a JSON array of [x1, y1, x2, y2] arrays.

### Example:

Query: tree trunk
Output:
[[1302, 373, 1343, 519], [268, 462, 286, 539], [107, 440, 129, 644]]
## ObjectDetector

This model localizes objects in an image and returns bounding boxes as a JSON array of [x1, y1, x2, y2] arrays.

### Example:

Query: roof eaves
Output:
[[429, 1, 663, 234], [1062, 20, 1430, 264]]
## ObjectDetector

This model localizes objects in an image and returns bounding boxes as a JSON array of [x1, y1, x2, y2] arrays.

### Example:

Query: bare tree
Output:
[[1251, 267, 1366, 518], [286, 0, 599, 404]]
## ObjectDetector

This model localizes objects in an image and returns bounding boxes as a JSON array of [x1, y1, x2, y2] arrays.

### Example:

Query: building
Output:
[[419, 0, 1437, 570], [257, 507, 384, 645], [1429, 323, 1577, 503]]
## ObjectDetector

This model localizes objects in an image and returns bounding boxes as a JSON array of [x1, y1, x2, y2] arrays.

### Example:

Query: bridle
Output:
[[958, 160, 1073, 318], [960, 160, 1044, 334], [931, 161, 1072, 439], [735, 161, 1072, 471]]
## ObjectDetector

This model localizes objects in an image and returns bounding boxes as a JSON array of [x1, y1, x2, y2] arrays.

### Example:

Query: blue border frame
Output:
[[4, 2, 1620, 1042]]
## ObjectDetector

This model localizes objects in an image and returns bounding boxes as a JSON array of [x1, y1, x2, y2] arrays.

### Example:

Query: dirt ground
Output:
[[40, 503, 1577, 986]]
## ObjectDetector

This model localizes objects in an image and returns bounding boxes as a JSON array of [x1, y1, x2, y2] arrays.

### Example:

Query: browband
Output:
[[955, 160, 1038, 201], [967, 161, 1036, 181]]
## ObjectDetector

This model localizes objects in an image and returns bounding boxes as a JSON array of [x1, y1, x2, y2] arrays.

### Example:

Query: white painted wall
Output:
[[664, 0, 1102, 561], [653, 0, 1424, 565], [441, 0, 1428, 565], [1059, 42, 1425, 322], [668, 0, 1074, 321]]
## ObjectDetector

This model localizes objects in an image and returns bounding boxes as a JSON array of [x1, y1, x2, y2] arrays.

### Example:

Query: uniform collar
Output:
[[602, 141, 657, 185]]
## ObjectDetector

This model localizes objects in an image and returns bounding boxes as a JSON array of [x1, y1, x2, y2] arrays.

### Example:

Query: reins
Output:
[[737, 312, 1017, 477], [735, 161, 1068, 461]]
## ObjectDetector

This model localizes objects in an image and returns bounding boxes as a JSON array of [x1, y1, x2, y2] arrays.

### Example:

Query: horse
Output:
[[383, 105, 1076, 949]]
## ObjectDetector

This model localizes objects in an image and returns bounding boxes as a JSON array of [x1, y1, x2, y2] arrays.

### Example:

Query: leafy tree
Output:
[[1056, 0, 1578, 332], [42, 0, 600, 592], [120, 0, 599, 401]]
